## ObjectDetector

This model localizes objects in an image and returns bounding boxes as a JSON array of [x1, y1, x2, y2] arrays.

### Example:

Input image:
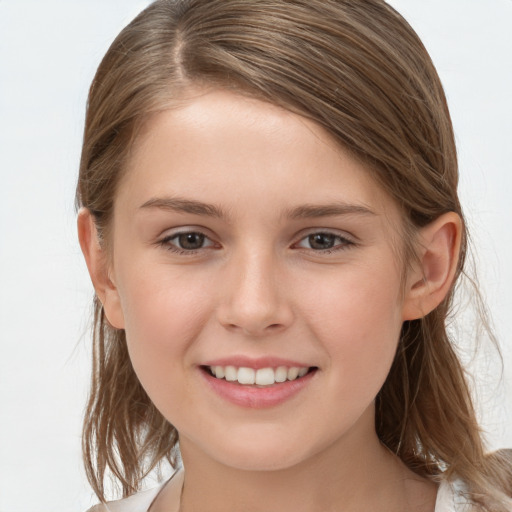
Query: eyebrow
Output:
[[139, 196, 376, 220], [284, 202, 376, 219], [139, 197, 229, 219]]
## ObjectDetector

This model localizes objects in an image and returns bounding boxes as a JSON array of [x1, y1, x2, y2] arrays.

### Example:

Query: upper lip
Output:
[[201, 356, 315, 369]]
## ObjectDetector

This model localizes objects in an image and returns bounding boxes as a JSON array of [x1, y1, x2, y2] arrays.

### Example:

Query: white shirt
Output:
[[87, 472, 472, 512]]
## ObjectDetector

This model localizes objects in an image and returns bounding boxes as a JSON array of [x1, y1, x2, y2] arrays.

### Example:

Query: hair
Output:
[[76, 0, 512, 508]]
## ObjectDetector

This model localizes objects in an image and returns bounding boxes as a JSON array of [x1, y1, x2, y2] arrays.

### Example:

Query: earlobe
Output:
[[77, 208, 125, 329], [402, 212, 462, 321]]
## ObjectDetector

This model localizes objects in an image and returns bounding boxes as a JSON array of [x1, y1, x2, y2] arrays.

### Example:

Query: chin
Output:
[[193, 428, 324, 473], [216, 450, 308, 472]]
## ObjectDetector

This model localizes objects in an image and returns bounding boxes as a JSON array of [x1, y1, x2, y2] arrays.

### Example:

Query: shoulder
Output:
[[84, 468, 184, 512], [435, 479, 472, 512], [85, 482, 167, 512]]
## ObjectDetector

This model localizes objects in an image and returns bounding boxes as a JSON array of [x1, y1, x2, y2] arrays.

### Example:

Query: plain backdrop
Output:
[[0, 1, 511, 510]]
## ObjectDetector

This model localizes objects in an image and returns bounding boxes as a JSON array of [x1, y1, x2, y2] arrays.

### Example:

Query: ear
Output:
[[402, 212, 462, 321], [77, 208, 125, 329]]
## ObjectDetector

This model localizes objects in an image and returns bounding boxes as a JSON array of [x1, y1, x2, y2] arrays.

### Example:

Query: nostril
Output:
[[224, 322, 284, 335]]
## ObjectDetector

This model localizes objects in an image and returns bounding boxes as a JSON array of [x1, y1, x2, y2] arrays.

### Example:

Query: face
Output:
[[106, 88, 411, 471]]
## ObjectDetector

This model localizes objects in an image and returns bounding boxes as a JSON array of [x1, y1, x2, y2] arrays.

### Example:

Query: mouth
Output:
[[201, 365, 317, 387]]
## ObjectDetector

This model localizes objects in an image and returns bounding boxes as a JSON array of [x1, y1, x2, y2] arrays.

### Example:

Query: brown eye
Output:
[[295, 231, 354, 252], [308, 233, 336, 250], [177, 232, 206, 250], [159, 231, 216, 253]]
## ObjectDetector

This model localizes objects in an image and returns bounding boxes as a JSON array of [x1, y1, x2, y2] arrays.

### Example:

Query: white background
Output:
[[0, 1, 511, 510]]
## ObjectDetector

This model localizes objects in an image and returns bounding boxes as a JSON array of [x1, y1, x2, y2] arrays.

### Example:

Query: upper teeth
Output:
[[209, 366, 310, 386]]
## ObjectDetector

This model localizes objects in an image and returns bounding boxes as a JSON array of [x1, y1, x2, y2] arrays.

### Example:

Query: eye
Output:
[[159, 230, 216, 253], [175, 232, 207, 250], [295, 232, 354, 251]]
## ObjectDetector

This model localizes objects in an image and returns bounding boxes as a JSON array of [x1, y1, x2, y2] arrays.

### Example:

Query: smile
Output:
[[200, 363, 318, 409], [205, 365, 312, 386]]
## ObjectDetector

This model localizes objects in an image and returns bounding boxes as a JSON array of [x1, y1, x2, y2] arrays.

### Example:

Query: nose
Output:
[[216, 247, 294, 337]]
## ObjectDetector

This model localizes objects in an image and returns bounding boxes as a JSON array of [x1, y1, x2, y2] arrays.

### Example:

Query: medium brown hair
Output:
[[76, 0, 512, 508]]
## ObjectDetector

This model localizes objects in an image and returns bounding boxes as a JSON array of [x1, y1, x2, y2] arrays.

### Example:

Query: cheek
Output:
[[300, 262, 403, 397], [115, 264, 213, 386]]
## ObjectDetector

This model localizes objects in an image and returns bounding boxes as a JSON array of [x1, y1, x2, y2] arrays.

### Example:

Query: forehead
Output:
[[119, 88, 400, 222]]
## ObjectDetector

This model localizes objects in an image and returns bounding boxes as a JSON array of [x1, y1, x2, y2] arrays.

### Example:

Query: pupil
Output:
[[179, 233, 204, 249], [309, 233, 335, 250]]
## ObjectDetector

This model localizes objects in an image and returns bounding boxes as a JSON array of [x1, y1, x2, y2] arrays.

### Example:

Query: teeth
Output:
[[213, 366, 225, 378], [225, 365, 237, 382], [287, 367, 299, 380], [298, 367, 308, 377], [275, 366, 288, 383], [207, 365, 311, 386], [238, 367, 255, 385], [255, 368, 274, 386]]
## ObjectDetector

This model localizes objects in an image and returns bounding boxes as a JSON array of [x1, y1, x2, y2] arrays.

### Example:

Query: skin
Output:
[[79, 88, 461, 512]]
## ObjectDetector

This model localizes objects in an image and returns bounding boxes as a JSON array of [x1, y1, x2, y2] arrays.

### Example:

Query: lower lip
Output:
[[200, 368, 317, 409]]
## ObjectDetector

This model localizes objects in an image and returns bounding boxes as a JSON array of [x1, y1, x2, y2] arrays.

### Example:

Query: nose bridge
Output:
[[217, 241, 293, 335]]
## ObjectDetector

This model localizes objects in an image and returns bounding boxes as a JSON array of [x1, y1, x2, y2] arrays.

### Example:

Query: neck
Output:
[[172, 411, 436, 512]]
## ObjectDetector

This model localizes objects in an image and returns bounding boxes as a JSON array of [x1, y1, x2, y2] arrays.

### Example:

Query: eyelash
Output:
[[157, 231, 217, 255], [157, 230, 356, 255], [294, 232, 356, 253]]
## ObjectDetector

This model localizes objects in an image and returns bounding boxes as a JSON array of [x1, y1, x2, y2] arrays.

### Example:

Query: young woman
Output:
[[77, 1, 512, 510]]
